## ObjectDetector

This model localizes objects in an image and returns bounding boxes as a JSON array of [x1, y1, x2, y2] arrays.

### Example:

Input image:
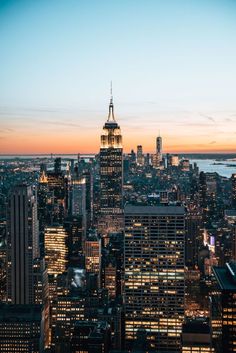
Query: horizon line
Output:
[[1, 151, 236, 156]]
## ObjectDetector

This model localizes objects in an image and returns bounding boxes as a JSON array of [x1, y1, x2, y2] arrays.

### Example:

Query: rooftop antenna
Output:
[[108, 81, 115, 122], [110, 80, 113, 100]]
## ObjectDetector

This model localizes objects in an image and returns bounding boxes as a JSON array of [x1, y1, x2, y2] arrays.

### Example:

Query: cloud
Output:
[[46, 121, 81, 128], [177, 122, 215, 127], [0, 128, 14, 133], [199, 113, 216, 123], [209, 141, 216, 144]]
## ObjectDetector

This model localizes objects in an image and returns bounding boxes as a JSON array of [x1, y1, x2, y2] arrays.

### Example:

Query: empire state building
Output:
[[99, 91, 123, 231]]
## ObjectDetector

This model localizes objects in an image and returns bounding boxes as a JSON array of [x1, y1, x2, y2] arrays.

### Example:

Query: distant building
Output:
[[170, 154, 179, 167], [136, 145, 144, 166], [180, 159, 190, 172], [54, 157, 62, 174], [156, 135, 162, 160], [152, 135, 163, 168], [39, 164, 67, 225], [231, 174, 236, 209], [83, 170, 94, 229], [224, 209, 236, 224], [124, 205, 185, 352]]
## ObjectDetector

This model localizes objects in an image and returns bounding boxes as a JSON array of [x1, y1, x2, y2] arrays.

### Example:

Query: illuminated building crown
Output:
[[101, 85, 122, 149]]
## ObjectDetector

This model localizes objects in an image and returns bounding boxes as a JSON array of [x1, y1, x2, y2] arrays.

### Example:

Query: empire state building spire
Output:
[[99, 87, 123, 227], [107, 81, 115, 122]]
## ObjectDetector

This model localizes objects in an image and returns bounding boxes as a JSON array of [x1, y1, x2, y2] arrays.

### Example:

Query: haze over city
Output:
[[1, 0, 236, 154]]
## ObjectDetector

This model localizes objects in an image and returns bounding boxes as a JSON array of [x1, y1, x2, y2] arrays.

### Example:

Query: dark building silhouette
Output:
[[212, 262, 236, 353], [7, 185, 39, 304], [231, 174, 236, 209]]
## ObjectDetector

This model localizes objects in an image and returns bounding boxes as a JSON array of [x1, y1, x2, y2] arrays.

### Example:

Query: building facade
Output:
[[99, 93, 123, 232], [212, 262, 236, 353], [7, 185, 39, 305], [124, 205, 185, 352]]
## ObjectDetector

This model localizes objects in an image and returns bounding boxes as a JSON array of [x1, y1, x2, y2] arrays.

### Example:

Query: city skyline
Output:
[[1, 1, 236, 352], [1, 0, 236, 154]]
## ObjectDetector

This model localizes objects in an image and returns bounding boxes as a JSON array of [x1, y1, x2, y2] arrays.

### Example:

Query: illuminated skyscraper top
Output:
[[101, 84, 122, 149], [100, 87, 123, 222]]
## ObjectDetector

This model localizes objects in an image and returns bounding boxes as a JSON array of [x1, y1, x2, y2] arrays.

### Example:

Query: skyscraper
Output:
[[137, 145, 144, 166], [84, 232, 101, 276], [231, 174, 236, 209], [44, 225, 68, 276], [7, 185, 39, 304], [124, 205, 185, 352], [212, 262, 236, 353], [156, 135, 162, 163], [99, 90, 123, 232], [152, 135, 163, 168], [70, 177, 86, 218]]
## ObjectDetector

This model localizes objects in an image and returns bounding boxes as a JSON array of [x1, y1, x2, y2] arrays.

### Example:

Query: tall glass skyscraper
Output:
[[124, 205, 185, 352]]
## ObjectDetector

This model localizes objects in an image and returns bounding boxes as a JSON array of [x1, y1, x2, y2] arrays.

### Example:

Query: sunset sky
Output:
[[0, 0, 236, 154]]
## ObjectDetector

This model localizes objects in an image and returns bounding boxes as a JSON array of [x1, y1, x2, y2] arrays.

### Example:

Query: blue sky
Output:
[[0, 0, 236, 153]]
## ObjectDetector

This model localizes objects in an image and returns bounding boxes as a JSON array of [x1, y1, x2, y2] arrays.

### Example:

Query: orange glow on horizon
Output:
[[1, 131, 236, 155]]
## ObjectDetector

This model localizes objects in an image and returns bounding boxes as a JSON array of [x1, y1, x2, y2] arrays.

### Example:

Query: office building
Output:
[[185, 207, 202, 267], [70, 321, 111, 353], [156, 135, 162, 160], [124, 205, 185, 352], [44, 225, 68, 276], [7, 185, 39, 304], [0, 219, 7, 302], [137, 145, 144, 166], [84, 170, 94, 229], [181, 318, 215, 352], [101, 232, 123, 299], [39, 162, 67, 225], [152, 135, 163, 168], [232, 174, 236, 209], [64, 216, 85, 268], [180, 159, 190, 172], [0, 303, 42, 353], [170, 154, 179, 167], [84, 232, 101, 276], [212, 262, 236, 353]]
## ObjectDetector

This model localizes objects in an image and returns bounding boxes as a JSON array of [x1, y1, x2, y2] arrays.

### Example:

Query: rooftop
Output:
[[182, 318, 210, 334], [0, 304, 42, 322], [124, 204, 185, 215], [225, 209, 236, 217], [213, 262, 236, 291]]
